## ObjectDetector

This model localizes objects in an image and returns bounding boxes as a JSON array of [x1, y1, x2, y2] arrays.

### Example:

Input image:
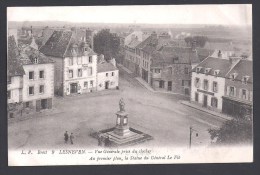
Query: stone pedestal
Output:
[[113, 111, 131, 136]]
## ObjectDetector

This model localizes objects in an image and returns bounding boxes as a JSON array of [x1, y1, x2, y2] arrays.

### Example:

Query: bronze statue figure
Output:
[[119, 98, 125, 112]]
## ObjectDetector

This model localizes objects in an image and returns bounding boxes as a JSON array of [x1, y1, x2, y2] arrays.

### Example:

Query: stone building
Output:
[[97, 57, 119, 91], [222, 59, 253, 119], [150, 46, 199, 95], [40, 30, 98, 96]]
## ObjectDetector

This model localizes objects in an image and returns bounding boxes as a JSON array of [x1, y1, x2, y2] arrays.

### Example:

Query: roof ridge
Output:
[[224, 58, 241, 78], [63, 31, 73, 58]]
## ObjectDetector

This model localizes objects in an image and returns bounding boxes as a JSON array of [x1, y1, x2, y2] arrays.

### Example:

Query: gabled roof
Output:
[[40, 30, 96, 58], [196, 48, 215, 62], [191, 57, 232, 77], [225, 59, 253, 83], [97, 61, 118, 73], [40, 30, 72, 57], [20, 46, 55, 65], [126, 39, 141, 49]]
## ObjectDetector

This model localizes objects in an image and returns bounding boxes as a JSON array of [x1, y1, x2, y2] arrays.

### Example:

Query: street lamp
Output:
[[189, 126, 199, 149]]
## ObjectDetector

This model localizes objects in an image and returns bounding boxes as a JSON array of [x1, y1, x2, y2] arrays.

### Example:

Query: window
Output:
[[211, 97, 218, 108], [7, 90, 11, 99], [214, 70, 220, 76], [169, 67, 173, 74], [29, 71, 34, 80], [195, 92, 199, 102], [106, 73, 108, 77], [229, 86, 235, 97], [78, 69, 82, 77], [242, 76, 249, 85], [29, 86, 34, 95], [88, 67, 92, 76], [155, 69, 161, 73], [205, 68, 211, 74], [196, 67, 201, 73], [89, 56, 92, 63], [184, 67, 189, 74], [7, 76, 12, 84], [77, 57, 82, 65], [26, 102, 30, 108], [182, 80, 185, 86], [242, 89, 247, 100], [203, 80, 208, 90], [84, 81, 88, 88], [230, 73, 237, 81], [34, 57, 38, 64], [39, 85, 44, 94], [69, 57, 73, 66], [39, 70, 44, 79], [195, 78, 200, 88], [112, 72, 114, 76], [212, 81, 218, 92], [188, 80, 191, 86], [69, 70, 73, 78], [90, 80, 93, 87]]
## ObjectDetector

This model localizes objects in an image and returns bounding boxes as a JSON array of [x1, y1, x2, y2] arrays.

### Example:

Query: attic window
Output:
[[196, 67, 202, 73], [230, 73, 238, 81], [242, 76, 250, 84], [34, 57, 38, 64], [205, 68, 211, 74], [214, 70, 220, 76]]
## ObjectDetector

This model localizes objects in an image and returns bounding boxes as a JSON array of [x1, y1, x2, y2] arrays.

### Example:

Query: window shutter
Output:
[[250, 91, 253, 101], [227, 86, 230, 96], [234, 87, 236, 97]]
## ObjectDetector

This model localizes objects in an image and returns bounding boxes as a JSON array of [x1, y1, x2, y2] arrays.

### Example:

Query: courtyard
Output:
[[8, 68, 226, 150]]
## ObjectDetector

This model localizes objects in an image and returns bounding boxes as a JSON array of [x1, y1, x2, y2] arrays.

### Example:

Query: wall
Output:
[[7, 76, 23, 103], [22, 63, 54, 103], [97, 70, 119, 91], [190, 72, 225, 111], [49, 56, 64, 96]]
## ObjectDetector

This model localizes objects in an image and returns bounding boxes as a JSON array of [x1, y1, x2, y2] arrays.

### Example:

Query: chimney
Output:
[[151, 31, 157, 39], [109, 58, 117, 67], [218, 50, 222, 58]]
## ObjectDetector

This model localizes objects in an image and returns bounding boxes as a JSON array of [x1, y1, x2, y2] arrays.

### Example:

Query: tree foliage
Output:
[[208, 118, 253, 145], [93, 29, 120, 61], [184, 36, 208, 48]]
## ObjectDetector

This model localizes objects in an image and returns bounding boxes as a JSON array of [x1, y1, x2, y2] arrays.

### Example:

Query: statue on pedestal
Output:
[[119, 98, 125, 112]]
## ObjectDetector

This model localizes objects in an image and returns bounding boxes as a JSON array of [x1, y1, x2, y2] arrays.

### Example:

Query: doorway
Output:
[[167, 81, 172, 91], [105, 81, 109, 89], [41, 99, 48, 109], [203, 95, 208, 107], [70, 83, 78, 94]]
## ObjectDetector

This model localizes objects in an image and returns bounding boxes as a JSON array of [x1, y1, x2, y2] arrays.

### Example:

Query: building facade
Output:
[[20, 46, 55, 112], [190, 55, 235, 112], [97, 59, 119, 91], [222, 59, 253, 119], [40, 30, 98, 96]]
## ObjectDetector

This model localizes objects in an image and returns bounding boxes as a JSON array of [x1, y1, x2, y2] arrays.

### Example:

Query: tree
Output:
[[184, 36, 208, 48], [208, 118, 253, 145], [93, 29, 120, 61]]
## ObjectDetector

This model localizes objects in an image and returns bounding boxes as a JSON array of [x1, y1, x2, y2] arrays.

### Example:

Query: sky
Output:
[[7, 5, 252, 25]]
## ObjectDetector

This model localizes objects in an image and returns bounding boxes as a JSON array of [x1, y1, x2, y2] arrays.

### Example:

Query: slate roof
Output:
[[151, 46, 200, 67], [191, 57, 233, 78], [196, 48, 215, 62], [20, 46, 55, 65], [226, 59, 253, 83], [126, 39, 141, 49], [7, 36, 25, 76], [97, 61, 118, 73], [40, 30, 96, 58]]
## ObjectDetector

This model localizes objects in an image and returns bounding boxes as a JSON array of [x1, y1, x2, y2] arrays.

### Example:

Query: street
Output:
[[8, 67, 226, 150]]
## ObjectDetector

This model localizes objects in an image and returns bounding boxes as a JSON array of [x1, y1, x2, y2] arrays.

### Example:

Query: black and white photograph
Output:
[[7, 4, 253, 166]]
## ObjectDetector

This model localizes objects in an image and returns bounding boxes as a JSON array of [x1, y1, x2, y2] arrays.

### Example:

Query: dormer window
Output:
[[205, 68, 211, 74], [214, 70, 220, 76], [230, 73, 238, 81], [242, 76, 250, 84], [196, 67, 202, 73], [34, 57, 38, 64]]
